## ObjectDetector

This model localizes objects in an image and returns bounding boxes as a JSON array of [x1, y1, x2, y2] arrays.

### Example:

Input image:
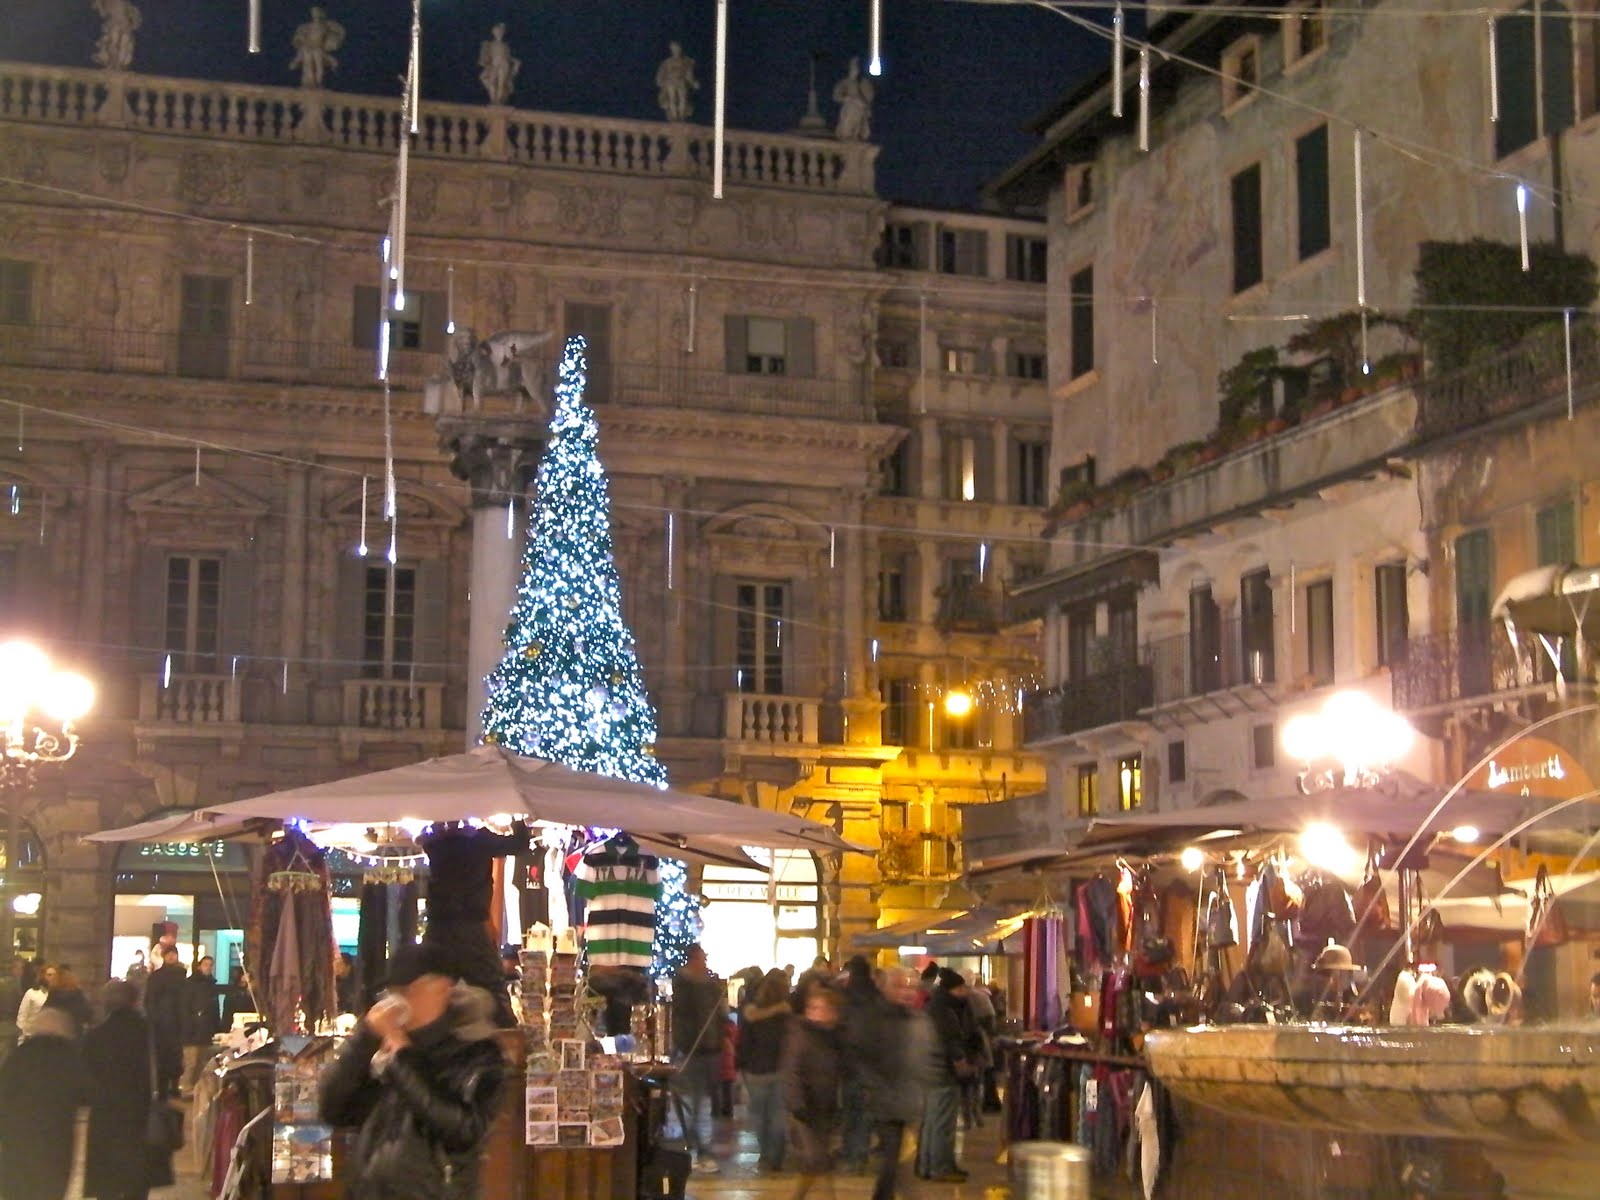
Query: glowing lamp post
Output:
[[1281, 691, 1414, 795], [0, 640, 95, 773]]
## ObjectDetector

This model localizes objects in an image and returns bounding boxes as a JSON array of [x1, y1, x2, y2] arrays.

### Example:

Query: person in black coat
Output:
[[142, 947, 187, 1097], [180, 955, 224, 1092], [0, 1006, 90, 1200], [41, 965, 95, 1037], [318, 944, 509, 1200], [84, 980, 164, 1200], [781, 986, 843, 1200]]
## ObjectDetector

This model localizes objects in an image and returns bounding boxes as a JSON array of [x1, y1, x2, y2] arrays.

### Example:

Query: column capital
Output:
[[437, 414, 546, 509]]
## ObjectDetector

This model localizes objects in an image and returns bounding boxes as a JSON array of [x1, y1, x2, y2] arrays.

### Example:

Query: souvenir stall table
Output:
[[91, 744, 861, 1200], [989, 773, 1597, 1198]]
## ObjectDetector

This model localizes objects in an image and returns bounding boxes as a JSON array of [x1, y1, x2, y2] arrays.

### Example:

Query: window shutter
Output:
[[974, 431, 996, 501], [788, 578, 818, 698], [1494, 14, 1537, 158], [413, 559, 450, 684], [1231, 165, 1263, 292], [219, 550, 257, 664], [1295, 125, 1330, 260], [723, 316, 748, 373], [785, 317, 816, 378], [353, 286, 381, 350], [419, 290, 447, 355], [131, 547, 169, 667], [711, 574, 739, 693], [941, 429, 962, 500], [333, 554, 370, 680]]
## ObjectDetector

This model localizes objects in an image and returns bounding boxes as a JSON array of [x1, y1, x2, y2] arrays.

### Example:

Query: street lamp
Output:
[[0, 640, 95, 773], [1281, 690, 1414, 795]]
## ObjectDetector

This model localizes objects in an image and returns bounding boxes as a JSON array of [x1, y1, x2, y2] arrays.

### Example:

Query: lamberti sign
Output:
[[1465, 736, 1595, 799]]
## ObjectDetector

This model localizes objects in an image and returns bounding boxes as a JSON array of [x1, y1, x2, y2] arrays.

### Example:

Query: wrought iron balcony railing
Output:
[[1389, 624, 1543, 712], [1023, 664, 1153, 743], [1145, 616, 1275, 706]]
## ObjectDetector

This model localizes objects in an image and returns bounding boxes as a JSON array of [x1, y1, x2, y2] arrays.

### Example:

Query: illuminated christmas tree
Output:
[[483, 335, 698, 976]]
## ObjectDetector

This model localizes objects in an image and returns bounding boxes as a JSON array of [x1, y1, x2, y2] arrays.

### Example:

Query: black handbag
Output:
[[361, 1115, 453, 1200], [1204, 869, 1238, 948]]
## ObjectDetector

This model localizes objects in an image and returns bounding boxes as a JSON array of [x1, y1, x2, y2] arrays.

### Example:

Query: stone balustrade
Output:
[[724, 693, 820, 746], [138, 674, 241, 724], [0, 61, 877, 195], [342, 679, 444, 731]]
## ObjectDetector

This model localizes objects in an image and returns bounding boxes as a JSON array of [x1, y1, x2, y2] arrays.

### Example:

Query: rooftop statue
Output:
[[290, 6, 346, 89]]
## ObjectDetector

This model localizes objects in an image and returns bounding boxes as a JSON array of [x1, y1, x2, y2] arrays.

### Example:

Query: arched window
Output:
[[0, 808, 47, 961]]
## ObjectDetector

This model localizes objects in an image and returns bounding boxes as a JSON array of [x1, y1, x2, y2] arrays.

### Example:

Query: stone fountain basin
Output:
[[1144, 1024, 1600, 1147]]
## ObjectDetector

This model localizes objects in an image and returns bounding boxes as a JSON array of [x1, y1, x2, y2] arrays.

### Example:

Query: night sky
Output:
[[2, 0, 1103, 209]]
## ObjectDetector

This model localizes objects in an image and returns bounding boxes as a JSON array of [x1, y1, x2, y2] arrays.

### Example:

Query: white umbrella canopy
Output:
[[89, 744, 861, 854]]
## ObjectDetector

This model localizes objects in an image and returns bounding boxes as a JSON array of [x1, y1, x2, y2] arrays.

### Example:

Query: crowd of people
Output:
[[0, 944, 245, 1200], [669, 946, 1005, 1200]]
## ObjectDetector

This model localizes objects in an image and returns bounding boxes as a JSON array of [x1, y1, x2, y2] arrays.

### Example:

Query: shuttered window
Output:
[[1231, 164, 1263, 293], [1375, 561, 1409, 668], [1295, 124, 1331, 260], [1536, 499, 1576, 566], [1069, 266, 1094, 378], [1495, 5, 1575, 159]]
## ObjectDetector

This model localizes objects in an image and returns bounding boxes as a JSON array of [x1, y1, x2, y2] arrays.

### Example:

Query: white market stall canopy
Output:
[[89, 744, 863, 856]]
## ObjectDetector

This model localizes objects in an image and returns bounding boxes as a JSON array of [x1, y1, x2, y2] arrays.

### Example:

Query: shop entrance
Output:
[[699, 849, 821, 977]]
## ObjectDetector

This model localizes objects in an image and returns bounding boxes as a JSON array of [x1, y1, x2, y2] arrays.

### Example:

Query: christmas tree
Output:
[[483, 335, 699, 976]]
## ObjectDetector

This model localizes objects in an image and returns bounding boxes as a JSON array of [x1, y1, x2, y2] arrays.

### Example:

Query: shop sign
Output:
[[136, 841, 243, 869], [702, 881, 818, 904], [1465, 735, 1595, 799]]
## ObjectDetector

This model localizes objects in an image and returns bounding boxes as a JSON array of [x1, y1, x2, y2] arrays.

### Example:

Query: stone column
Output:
[[659, 477, 693, 735], [840, 491, 883, 744], [76, 442, 111, 644], [437, 414, 546, 747], [281, 462, 310, 719], [916, 539, 942, 629], [991, 418, 1010, 505], [916, 414, 942, 501]]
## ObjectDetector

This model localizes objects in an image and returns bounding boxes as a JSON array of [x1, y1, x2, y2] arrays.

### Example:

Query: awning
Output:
[[963, 790, 1089, 874], [89, 744, 864, 855], [851, 906, 1033, 951], [1492, 562, 1600, 638]]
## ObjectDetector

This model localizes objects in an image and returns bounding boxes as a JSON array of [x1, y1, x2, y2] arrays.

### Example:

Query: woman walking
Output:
[[737, 968, 792, 1173], [0, 1007, 89, 1199], [83, 980, 165, 1200], [782, 985, 843, 1200]]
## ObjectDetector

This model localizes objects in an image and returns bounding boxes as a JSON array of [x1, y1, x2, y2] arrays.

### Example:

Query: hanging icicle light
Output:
[[15, 406, 22, 453], [829, 526, 837, 569], [685, 281, 697, 354], [194, 446, 201, 486], [1565, 308, 1576, 420], [281, 659, 289, 695], [245, 233, 254, 307], [382, 382, 397, 521], [407, 0, 422, 136], [1488, 18, 1500, 123], [248, 0, 261, 55], [162, 652, 173, 688], [1111, 3, 1125, 119], [358, 475, 370, 557], [978, 541, 988, 583], [871, 637, 879, 663], [1137, 46, 1151, 152], [446, 264, 455, 335], [868, 0, 883, 77], [506, 497, 515, 539], [713, 0, 729, 200], [1354, 130, 1370, 374], [8, 485, 18, 517], [387, 519, 398, 565], [1149, 298, 1159, 365], [1517, 182, 1531, 271], [666, 511, 676, 590]]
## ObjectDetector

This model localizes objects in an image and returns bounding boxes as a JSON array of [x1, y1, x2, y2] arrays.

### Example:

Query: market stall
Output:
[[92, 744, 861, 1200]]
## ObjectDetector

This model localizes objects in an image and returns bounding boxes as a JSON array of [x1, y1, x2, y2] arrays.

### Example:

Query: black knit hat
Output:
[[384, 943, 458, 987], [936, 967, 966, 991]]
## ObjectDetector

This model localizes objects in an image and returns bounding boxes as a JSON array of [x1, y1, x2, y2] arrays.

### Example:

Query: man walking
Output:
[[318, 943, 508, 1199], [917, 968, 975, 1182], [144, 947, 187, 1097], [849, 965, 931, 1200], [670, 943, 727, 1174]]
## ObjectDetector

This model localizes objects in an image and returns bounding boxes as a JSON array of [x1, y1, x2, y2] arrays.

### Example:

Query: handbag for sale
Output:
[[1351, 846, 1393, 936], [1298, 873, 1356, 945], [1526, 864, 1569, 948], [1204, 869, 1238, 949], [1068, 988, 1102, 1036], [1246, 919, 1293, 979]]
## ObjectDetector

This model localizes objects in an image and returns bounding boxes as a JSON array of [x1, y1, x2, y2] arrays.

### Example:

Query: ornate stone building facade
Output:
[[0, 60, 1045, 973]]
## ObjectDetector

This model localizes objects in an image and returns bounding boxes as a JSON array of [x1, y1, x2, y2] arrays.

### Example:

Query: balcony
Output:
[[1390, 624, 1545, 714], [137, 673, 242, 724], [724, 693, 820, 746], [0, 325, 874, 422], [1146, 617, 1275, 710], [0, 61, 877, 197], [1415, 318, 1600, 442], [1023, 665, 1153, 745], [342, 679, 445, 731]]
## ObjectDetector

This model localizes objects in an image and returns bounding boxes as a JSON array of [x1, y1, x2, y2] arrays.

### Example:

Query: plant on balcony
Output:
[[878, 829, 921, 884], [1410, 239, 1598, 372], [1051, 475, 1097, 518], [483, 334, 696, 976], [1284, 309, 1416, 406], [1217, 345, 1280, 434], [1161, 439, 1211, 475]]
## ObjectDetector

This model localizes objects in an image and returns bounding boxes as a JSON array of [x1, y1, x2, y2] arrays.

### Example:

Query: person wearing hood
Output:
[[916, 968, 975, 1183], [0, 1006, 90, 1199], [782, 985, 843, 1200], [84, 980, 167, 1200], [835, 956, 877, 1174], [318, 943, 509, 1199]]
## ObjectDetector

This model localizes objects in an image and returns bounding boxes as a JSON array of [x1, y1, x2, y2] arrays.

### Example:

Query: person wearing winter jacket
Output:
[[738, 969, 792, 1174], [781, 986, 843, 1200], [917, 968, 976, 1183], [848, 966, 932, 1200], [318, 943, 509, 1200]]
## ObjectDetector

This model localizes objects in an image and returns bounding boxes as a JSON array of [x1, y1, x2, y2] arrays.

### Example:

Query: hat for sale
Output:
[[1312, 943, 1358, 972], [384, 943, 459, 987]]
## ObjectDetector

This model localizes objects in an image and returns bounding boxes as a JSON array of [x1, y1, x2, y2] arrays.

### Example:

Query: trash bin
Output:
[[1009, 1140, 1091, 1199]]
